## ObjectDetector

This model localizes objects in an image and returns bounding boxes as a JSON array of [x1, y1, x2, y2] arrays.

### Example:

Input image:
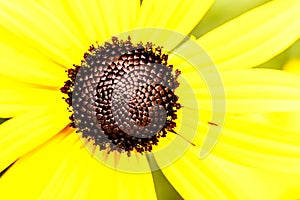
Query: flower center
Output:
[[61, 37, 181, 156]]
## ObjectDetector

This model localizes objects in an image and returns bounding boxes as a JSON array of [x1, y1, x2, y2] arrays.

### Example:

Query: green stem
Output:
[[146, 153, 183, 200]]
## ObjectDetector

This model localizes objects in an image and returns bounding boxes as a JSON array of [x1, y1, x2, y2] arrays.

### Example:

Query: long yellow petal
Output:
[[116, 0, 140, 32], [221, 69, 300, 88], [210, 156, 300, 200], [0, 75, 56, 90], [0, 1, 84, 68], [0, 104, 32, 118], [229, 112, 300, 147], [38, 0, 140, 50], [0, 130, 76, 200], [54, 0, 106, 44], [136, 0, 214, 36], [37, 0, 92, 48], [0, 42, 66, 87], [0, 131, 157, 200], [162, 125, 300, 199], [0, 77, 48, 117], [163, 148, 300, 199], [212, 114, 300, 172], [255, 112, 300, 134], [94, 0, 140, 37], [0, 88, 63, 106], [0, 87, 65, 117], [0, 105, 70, 173], [198, 0, 300, 70], [161, 150, 246, 199], [190, 69, 300, 113]]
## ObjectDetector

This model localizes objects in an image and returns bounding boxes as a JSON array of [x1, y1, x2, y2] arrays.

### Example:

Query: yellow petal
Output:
[[211, 156, 300, 200], [254, 112, 300, 134], [0, 87, 65, 117], [212, 114, 300, 172], [101, 0, 140, 34], [0, 132, 157, 200], [0, 75, 56, 90], [0, 77, 44, 117], [191, 69, 300, 113], [69, 0, 140, 39], [198, 0, 300, 70], [0, 105, 31, 118], [221, 69, 300, 88], [161, 149, 247, 199], [0, 42, 67, 87], [0, 105, 70, 173], [222, 69, 300, 113], [46, 0, 119, 44], [0, 88, 63, 106], [223, 85, 300, 113], [283, 58, 300, 76], [136, 0, 214, 36], [163, 149, 300, 199], [37, 0, 92, 48], [0, 130, 77, 200], [197, 98, 300, 114], [0, 1, 84, 68], [60, 0, 106, 44], [36, 0, 140, 59]]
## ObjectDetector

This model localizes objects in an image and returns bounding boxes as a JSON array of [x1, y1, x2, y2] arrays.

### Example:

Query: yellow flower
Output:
[[0, 0, 300, 199]]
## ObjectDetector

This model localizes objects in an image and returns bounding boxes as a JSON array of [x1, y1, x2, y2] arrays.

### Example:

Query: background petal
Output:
[[198, 0, 300, 70]]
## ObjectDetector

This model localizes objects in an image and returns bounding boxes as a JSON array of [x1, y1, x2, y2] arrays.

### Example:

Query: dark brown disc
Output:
[[61, 36, 181, 156]]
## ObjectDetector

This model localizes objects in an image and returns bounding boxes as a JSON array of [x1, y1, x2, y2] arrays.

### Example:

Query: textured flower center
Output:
[[61, 37, 181, 156]]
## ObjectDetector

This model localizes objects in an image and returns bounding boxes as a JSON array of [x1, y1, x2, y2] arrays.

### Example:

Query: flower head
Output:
[[0, 0, 300, 199]]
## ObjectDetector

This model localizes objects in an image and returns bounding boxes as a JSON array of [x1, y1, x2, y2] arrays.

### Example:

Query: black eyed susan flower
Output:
[[1, 0, 300, 199]]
